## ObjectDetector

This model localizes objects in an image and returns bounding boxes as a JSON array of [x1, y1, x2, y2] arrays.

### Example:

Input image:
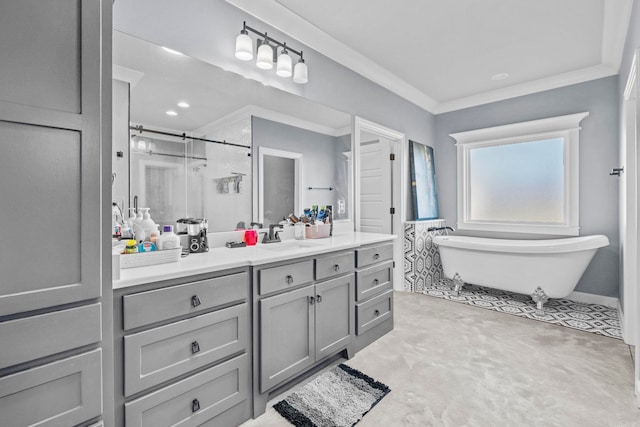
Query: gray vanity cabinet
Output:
[[254, 251, 355, 415], [353, 242, 395, 352], [259, 284, 316, 392], [114, 268, 252, 427], [0, 1, 111, 425]]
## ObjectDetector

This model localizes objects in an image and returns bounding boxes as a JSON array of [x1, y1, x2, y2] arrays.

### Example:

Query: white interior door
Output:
[[360, 138, 392, 234]]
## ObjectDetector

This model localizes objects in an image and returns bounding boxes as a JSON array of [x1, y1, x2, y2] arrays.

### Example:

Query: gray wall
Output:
[[252, 117, 341, 216], [617, 0, 640, 305], [434, 76, 620, 297]]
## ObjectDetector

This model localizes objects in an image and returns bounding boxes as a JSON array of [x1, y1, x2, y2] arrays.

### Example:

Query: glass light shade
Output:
[[293, 60, 308, 84], [235, 32, 253, 61], [276, 51, 292, 77], [256, 43, 273, 69]]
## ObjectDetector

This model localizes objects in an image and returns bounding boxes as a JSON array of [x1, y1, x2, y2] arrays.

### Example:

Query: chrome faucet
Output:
[[263, 224, 283, 243]]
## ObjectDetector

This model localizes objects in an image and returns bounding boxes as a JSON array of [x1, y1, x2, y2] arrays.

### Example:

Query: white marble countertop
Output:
[[113, 231, 396, 290]]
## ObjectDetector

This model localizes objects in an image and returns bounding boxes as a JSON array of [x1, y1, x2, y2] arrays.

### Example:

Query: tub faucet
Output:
[[427, 226, 455, 233]]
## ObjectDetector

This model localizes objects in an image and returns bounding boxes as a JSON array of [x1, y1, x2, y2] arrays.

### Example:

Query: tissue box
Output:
[[305, 223, 331, 239]]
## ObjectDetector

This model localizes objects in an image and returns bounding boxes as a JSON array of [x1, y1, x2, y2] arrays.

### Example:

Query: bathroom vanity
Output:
[[112, 232, 395, 426]]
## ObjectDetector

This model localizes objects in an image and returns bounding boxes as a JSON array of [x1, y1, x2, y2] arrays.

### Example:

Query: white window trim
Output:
[[450, 112, 589, 236]]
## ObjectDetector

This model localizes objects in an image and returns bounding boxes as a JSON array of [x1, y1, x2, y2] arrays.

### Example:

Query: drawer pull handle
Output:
[[334, 264, 340, 272], [373, 253, 380, 260], [374, 309, 381, 317], [286, 275, 294, 285], [309, 296, 315, 305], [191, 341, 200, 354], [191, 295, 201, 307], [192, 398, 200, 412], [316, 294, 323, 303]]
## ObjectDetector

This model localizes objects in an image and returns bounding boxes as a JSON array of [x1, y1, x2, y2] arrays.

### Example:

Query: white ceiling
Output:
[[226, 0, 634, 113]]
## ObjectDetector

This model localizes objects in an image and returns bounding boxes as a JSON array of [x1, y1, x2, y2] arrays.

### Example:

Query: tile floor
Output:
[[423, 280, 622, 340]]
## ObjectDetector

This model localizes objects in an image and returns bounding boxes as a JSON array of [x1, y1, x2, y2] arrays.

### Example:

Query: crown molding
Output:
[[196, 104, 347, 137], [112, 64, 144, 87], [433, 64, 617, 114], [226, 0, 632, 115]]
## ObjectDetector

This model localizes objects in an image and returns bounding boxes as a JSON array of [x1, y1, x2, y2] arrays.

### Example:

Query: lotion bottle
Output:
[[157, 225, 180, 250]]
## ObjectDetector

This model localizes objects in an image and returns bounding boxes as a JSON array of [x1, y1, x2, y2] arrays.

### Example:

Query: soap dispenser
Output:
[[133, 209, 143, 225], [127, 208, 137, 227], [140, 208, 156, 237]]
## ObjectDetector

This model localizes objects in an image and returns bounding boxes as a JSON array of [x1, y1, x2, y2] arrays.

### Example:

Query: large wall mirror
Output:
[[112, 31, 352, 232]]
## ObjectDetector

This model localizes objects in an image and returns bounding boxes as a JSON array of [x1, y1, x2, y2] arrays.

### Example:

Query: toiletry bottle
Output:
[[138, 241, 157, 252], [157, 225, 181, 250], [125, 239, 138, 254]]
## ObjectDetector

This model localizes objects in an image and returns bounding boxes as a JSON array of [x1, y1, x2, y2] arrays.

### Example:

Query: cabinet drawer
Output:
[[356, 289, 393, 335], [123, 272, 248, 330], [355, 261, 393, 302], [259, 260, 314, 295], [0, 349, 102, 427], [0, 303, 101, 369], [124, 303, 248, 396], [125, 353, 249, 427], [315, 251, 355, 281], [356, 243, 394, 268]]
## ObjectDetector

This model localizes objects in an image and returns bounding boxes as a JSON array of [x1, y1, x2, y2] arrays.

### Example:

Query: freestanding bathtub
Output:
[[432, 234, 609, 313]]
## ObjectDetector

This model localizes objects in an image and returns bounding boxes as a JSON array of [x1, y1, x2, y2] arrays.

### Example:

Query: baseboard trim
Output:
[[567, 291, 618, 308]]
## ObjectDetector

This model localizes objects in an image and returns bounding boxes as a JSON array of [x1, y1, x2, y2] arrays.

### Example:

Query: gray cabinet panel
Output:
[[356, 261, 394, 302], [125, 354, 249, 427], [0, 349, 102, 427], [124, 303, 248, 396], [259, 260, 314, 295], [0, 0, 81, 113], [356, 243, 394, 268], [123, 272, 248, 330], [315, 251, 355, 281], [315, 275, 355, 359], [356, 289, 393, 335], [260, 285, 315, 392], [0, 121, 101, 316], [0, 303, 101, 369]]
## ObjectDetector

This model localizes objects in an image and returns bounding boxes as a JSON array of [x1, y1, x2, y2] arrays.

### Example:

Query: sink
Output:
[[258, 241, 320, 252]]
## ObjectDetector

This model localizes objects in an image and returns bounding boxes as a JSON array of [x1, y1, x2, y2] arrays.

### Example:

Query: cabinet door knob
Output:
[[316, 294, 323, 303], [191, 341, 200, 354], [373, 253, 380, 260], [192, 398, 200, 412], [191, 295, 201, 307], [286, 275, 294, 285], [309, 296, 315, 305], [374, 309, 380, 317], [373, 278, 379, 285], [334, 264, 340, 272]]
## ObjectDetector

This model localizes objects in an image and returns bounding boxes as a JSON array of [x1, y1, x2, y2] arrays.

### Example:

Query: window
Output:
[[450, 112, 589, 235]]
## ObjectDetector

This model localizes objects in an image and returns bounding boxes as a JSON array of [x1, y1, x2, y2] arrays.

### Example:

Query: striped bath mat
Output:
[[273, 364, 390, 427]]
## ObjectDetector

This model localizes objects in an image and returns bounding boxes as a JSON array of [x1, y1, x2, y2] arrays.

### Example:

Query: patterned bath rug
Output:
[[273, 364, 390, 427], [423, 280, 622, 340]]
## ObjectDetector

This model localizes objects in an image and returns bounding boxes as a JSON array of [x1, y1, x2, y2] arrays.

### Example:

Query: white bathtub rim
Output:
[[433, 234, 609, 254]]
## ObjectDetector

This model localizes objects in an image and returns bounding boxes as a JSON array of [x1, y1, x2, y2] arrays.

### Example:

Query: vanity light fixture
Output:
[[234, 21, 308, 84], [165, 110, 178, 116], [177, 101, 190, 108]]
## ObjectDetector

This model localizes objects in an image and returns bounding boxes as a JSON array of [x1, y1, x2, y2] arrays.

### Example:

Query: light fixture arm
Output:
[[242, 21, 304, 60]]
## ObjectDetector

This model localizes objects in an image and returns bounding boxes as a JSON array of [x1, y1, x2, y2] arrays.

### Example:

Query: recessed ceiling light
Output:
[[161, 46, 184, 56], [491, 73, 510, 81], [166, 110, 178, 116], [177, 101, 190, 108]]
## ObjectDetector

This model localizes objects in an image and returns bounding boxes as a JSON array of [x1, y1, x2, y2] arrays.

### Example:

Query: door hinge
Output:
[[390, 153, 396, 161], [390, 207, 395, 214]]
